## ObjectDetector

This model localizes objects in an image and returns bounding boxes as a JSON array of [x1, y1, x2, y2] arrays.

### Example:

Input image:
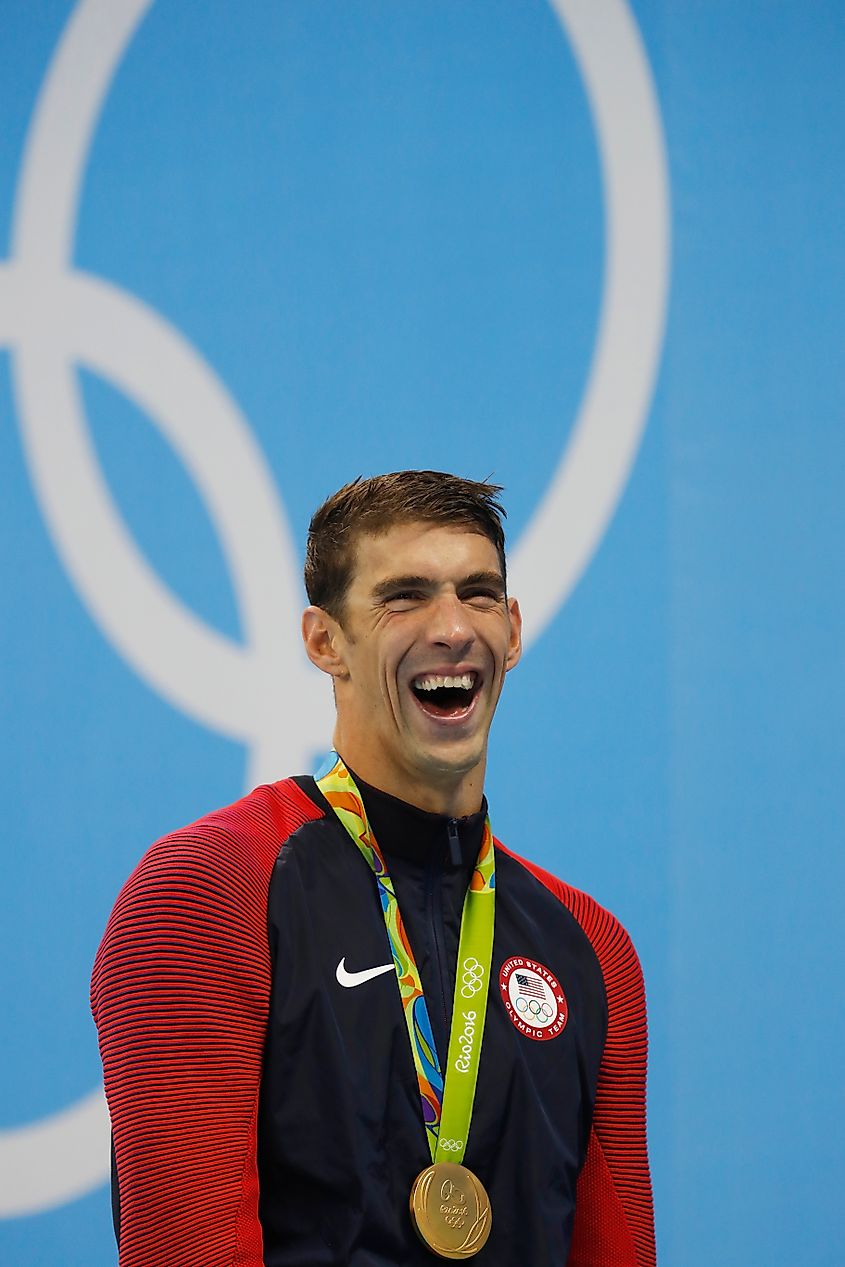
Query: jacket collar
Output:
[[349, 768, 487, 869]]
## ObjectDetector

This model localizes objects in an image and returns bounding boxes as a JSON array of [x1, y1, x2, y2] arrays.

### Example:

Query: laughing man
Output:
[[92, 470, 656, 1266]]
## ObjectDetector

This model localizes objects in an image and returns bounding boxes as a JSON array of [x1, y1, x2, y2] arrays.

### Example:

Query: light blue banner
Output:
[[1, 2, 842, 1264]]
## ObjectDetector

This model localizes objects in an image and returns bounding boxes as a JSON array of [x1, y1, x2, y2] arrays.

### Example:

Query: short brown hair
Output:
[[305, 470, 507, 619]]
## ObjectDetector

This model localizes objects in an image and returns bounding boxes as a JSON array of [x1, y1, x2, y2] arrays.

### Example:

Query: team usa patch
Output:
[[499, 956, 568, 1042]]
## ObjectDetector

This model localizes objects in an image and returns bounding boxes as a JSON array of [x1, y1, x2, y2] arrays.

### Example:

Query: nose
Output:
[[428, 590, 473, 652]]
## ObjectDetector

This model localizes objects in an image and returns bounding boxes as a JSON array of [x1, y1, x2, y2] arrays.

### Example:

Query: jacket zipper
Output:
[[446, 818, 462, 867]]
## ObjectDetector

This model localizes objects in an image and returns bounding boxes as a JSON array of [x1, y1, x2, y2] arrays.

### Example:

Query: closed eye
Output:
[[382, 589, 427, 609], [461, 586, 505, 605]]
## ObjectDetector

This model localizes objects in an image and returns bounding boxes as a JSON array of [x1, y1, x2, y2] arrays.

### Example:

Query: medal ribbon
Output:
[[317, 752, 495, 1165]]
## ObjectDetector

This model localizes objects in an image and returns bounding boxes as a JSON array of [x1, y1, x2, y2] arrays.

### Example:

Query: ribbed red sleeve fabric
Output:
[[497, 846, 656, 1267], [91, 780, 323, 1267]]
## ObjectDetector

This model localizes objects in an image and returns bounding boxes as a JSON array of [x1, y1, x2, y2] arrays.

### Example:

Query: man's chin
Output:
[[405, 735, 487, 785]]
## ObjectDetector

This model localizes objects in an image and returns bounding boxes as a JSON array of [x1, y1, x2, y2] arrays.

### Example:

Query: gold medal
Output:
[[409, 1161, 492, 1259]]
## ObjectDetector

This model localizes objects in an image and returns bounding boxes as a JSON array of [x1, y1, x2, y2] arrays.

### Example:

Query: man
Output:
[[92, 470, 655, 1266]]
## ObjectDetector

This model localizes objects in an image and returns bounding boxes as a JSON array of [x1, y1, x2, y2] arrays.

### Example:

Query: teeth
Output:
[[413, 673, 476, 692]]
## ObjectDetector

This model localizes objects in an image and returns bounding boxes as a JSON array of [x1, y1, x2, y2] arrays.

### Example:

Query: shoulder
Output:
[[494, 840, 645, 1005], [116, 777, 324, 900], [91, 779, 326, 1016], [176, 776, 326, 862]]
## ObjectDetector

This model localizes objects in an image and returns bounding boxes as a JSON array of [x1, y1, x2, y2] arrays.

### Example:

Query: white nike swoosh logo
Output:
[[335, 957, 395, 988]]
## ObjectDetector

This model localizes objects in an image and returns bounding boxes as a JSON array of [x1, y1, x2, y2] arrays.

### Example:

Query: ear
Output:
[[302, 606, 349, 679], [505, 597, 523, 672]]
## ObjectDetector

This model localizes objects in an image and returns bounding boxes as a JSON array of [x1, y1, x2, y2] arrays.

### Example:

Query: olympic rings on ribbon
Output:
[[460, 957, 485, 998]]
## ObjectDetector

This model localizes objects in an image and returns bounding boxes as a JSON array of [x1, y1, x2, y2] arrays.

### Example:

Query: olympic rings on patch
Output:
[[515, 995, 554, 1022]]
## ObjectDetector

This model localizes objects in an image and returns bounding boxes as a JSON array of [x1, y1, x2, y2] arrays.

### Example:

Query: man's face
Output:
[[325, 521, 521, 808]]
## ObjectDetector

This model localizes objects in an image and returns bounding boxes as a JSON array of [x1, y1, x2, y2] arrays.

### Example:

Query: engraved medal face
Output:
[[409, 1162, 492, 1259]]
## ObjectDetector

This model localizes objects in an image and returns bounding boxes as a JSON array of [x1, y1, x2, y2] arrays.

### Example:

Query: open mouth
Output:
[[410, 672, 480, 719]]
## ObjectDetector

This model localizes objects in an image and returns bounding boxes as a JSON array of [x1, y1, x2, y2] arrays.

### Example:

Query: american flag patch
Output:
[[515, 973, 546, 999], [500, 956, 567, 1042]]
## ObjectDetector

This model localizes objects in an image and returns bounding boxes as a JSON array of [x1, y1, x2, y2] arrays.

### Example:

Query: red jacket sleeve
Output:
[[500, 852, 656, 1267], [563, 893, 655, 1267], [90, 781, 321, 1267]]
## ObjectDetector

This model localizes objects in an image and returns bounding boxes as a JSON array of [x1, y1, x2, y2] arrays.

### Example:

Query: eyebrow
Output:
[[371, 571, 506, 601]]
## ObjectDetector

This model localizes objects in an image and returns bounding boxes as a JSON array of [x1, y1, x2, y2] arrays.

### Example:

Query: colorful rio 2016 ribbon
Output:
[[316, 752, 495, 1166]]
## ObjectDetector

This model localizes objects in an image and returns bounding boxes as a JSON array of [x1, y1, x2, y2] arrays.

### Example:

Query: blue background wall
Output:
[[2, 2, 843, 1263]]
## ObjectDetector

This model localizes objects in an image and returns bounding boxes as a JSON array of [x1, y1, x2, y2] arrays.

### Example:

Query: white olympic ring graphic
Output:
[[460, 958, 485, 998], [0, 0, 669, 1216], [438, 1138, 464, 1153]]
